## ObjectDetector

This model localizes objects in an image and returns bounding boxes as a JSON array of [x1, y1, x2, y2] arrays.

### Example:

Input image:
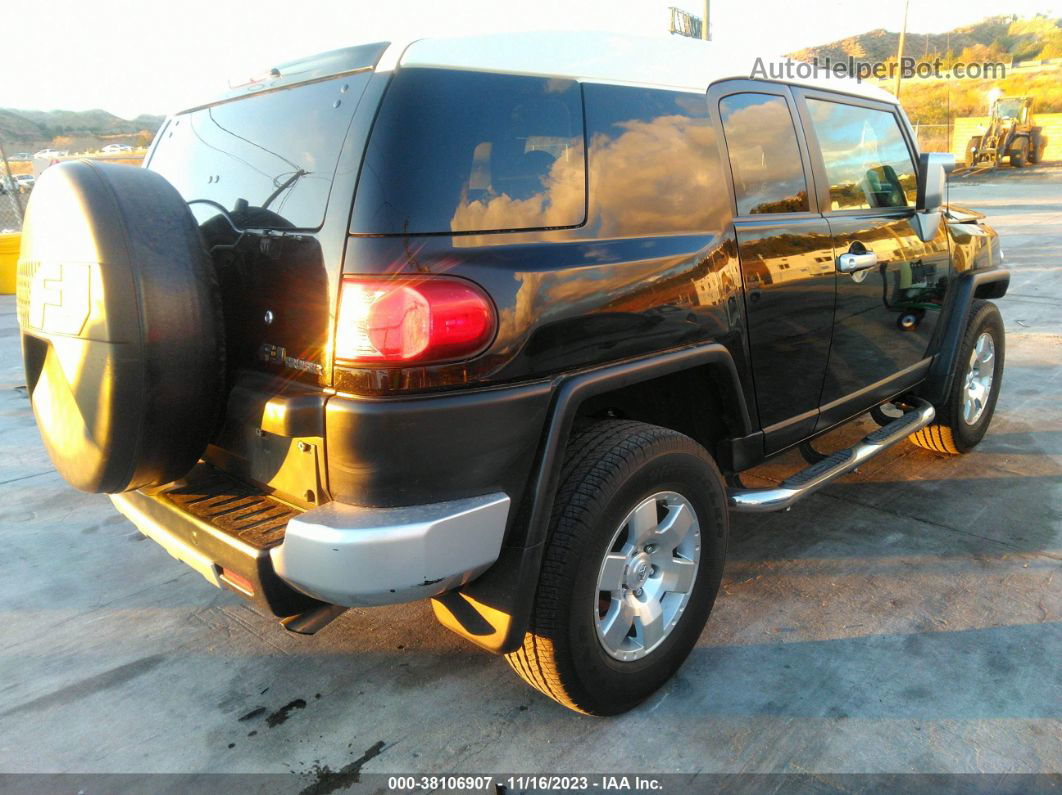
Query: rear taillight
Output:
[[335, 277, 496, 365]]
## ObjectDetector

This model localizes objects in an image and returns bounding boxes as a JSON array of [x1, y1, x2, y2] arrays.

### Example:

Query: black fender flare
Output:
[[521, 343, 751, 545], [431, 343, 752, 654], [919, 268, 1009, 406]]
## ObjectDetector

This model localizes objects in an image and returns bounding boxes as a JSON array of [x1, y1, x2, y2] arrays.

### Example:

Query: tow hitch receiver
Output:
[[727, 399, 936, 513]]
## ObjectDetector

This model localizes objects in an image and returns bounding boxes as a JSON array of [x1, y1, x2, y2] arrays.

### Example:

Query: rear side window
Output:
[[719, 93, 809, 215], [584, 85, 728, 236], [148, 73, 371, 230], [351, 68, 586, 235], [806, 98, 917, 211]]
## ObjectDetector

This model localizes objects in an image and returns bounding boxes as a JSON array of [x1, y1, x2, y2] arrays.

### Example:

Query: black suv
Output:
[[16, 33, 1008, 715]]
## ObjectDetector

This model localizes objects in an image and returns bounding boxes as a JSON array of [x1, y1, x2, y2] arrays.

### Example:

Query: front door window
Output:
[[806, 98, 918, 212]]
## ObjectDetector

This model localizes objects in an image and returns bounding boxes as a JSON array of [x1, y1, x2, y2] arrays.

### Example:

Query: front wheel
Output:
[[506, 420, 728, 715], [910, 300, 1005, 454], [1011, 138, 1028, 168]]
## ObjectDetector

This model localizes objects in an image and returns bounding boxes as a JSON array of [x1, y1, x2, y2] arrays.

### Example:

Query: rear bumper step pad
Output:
[[159, 470, 297, 551], [111, 464, 326, 619], [727, 398, 936, 513]]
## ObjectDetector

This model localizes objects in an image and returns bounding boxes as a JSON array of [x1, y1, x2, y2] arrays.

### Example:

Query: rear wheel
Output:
[[1028, 131, 1045, 162], [909, 300, 1004, 455], [965, 136, 981, 166], [506, 420, 728, 715], [1029, 130, 1044, 164]]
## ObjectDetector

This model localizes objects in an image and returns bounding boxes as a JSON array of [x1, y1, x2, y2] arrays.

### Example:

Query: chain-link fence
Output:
[[1, 151, 26, 232], [1, 190, 24, 233]]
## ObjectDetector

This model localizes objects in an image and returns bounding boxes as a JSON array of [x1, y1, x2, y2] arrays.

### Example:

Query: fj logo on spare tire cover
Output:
[[27, 262, 92, 337]]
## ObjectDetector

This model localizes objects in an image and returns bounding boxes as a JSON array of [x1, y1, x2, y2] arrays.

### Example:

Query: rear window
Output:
[[584, 84, 727, 236], [148, 72, 372, 230], [351, 68, 586, 235]]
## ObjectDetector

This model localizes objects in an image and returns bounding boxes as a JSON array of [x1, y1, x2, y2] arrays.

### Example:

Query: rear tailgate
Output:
[[146, 43, 387, 386], [143, 44, 388, 506]]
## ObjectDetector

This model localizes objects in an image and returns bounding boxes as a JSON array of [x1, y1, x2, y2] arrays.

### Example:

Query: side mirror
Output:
[[916, 152, 955, 213], [912, 152, 955, 242]]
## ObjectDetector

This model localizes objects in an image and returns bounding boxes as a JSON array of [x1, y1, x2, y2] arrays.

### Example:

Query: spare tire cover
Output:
[[16, 161, 224, 493]]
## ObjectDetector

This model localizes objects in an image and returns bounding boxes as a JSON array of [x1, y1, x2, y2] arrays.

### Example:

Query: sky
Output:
[[6, 0, 1061, 118]]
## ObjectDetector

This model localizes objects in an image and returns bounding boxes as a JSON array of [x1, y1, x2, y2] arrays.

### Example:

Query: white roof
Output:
[[382, 32, 897, 104]]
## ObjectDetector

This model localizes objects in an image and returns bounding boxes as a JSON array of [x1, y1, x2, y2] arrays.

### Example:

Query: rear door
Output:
[[146, 53, 382, 388], [712, 81, 836, 454], [794, 90, 951, 429]]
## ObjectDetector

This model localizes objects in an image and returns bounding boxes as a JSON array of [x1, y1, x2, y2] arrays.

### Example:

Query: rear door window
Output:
[[718, 93, 810, 215], [148, 72, 372, 230], [805, 98, 917, 211], [351, 68, 586, 235]]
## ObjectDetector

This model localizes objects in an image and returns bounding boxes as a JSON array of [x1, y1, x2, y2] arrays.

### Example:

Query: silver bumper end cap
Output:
[[270, 492, 510, 607]]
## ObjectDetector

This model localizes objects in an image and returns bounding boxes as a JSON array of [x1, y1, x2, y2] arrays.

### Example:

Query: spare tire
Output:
[[16, 161, 224, 493]]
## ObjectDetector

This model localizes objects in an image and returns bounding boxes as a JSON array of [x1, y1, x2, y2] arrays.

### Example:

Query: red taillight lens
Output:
[[335, 277, 496, 365]]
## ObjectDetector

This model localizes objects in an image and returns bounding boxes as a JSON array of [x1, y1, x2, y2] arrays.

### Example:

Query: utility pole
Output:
[[702, 0, 709, 40], [895, 0, 909, 98]]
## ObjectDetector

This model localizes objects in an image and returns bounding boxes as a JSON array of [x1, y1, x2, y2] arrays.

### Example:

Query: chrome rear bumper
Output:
[[271, 493, 511, 606]]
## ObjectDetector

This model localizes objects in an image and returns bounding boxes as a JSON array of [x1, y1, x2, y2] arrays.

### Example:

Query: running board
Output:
[[727, 398, 936, 513]]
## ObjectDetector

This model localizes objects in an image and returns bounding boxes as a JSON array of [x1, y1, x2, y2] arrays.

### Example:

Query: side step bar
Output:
[[728, 398, 936, 513]]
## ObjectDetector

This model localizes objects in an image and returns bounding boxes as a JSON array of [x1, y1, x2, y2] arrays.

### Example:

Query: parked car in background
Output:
[[14, 174, 35, 192], [101, 144, 133, 153]]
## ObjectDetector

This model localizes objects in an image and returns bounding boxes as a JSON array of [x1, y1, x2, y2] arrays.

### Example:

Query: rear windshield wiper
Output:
[[263, 169, 308, 210]]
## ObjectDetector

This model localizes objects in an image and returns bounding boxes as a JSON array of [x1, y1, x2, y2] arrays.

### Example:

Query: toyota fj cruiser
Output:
[[16, 32, 1008, 715]]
